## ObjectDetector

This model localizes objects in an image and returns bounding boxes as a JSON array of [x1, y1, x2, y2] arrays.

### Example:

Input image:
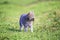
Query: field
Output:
[[0, 0, 60, 40]]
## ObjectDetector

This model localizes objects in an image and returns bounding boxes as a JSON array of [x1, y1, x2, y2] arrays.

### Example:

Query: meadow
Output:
[[0, 0, 60, 40]]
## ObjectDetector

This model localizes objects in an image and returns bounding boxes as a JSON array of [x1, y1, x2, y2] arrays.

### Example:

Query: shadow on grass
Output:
[[8, 28, 20, 32]]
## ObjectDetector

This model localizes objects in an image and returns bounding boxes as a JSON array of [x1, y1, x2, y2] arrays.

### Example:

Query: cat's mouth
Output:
[[29, 18, 34, 21]]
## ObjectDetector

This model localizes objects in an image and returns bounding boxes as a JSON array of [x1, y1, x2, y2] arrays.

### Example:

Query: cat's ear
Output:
[[27, 11, 34, 16], [27, 12, 30, 16]]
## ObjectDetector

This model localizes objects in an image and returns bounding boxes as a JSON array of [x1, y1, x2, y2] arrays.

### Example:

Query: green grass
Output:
[[0, 0, 60, 40]]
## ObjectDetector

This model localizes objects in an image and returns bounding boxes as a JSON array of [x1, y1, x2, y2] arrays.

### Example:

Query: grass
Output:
[[0, 0, 60, 40]]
